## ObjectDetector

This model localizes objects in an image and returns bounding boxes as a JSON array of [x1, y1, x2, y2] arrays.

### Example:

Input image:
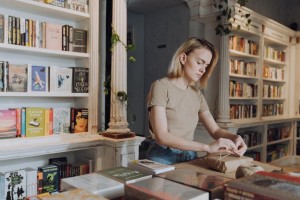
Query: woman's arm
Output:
[[199, 110, 247, 156], [149, 106, 236, 153]]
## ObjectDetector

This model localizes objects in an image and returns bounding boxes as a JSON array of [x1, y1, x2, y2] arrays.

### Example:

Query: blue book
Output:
[[30, 65, 47, 92]]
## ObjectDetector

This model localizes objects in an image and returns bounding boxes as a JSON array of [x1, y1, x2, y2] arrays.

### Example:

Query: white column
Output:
[[217, 35, 231, 123], [106, 0, 130, 134]]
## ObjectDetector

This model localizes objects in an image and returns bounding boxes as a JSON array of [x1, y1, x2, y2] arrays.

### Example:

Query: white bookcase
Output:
[[0, 0, 144, 173], [185, 0, 299, 162]]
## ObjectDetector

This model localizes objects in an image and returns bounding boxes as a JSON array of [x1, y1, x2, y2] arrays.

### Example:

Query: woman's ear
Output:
[[180, 53, 187, 65]]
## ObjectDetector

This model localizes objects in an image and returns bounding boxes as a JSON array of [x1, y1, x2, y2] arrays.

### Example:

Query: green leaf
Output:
[[127, 44, 135, 51], [129, 56, 136, 63]]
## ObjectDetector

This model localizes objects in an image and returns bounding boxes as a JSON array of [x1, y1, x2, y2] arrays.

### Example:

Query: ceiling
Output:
[[127, 0, 184, 14]]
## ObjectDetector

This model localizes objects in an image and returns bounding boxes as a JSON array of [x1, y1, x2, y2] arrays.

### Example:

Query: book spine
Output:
[[49, 107, 53, 135], [0, 14, 4, 43], [21, 107, 26, 137], [16, 108, 21, 137]]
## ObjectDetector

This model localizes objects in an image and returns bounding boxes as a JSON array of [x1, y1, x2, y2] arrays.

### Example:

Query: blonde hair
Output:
[[167, 37, 219, 89]]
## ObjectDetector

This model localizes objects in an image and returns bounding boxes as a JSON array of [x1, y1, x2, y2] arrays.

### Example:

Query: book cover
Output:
[[128, 159, 175, 175], [24, 167, 38, 198], [97, 166, 152, 184], [25, 107, 45, 137], [38, 164, 59, 194], [157, 168, 231, 200], [29, 65, 47, 92], [7, 64, 28, 92], [40, 188, 109, 200], [53, 107, 70, 134], [71, 28, 87, 53], [70, 108, 88, 133], [0, 109, 16, 138], [226, 171, 300, 200], [49, 67, 72, 92], [45, 22, 62, 51], [0, 169, 27, 200], [124, 177, 209, 200], [72, 67, 89, 93], [60, 173, 124, 199]]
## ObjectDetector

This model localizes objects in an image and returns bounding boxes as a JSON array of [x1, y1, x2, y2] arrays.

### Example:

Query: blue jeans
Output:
[[146, 141, 198, 165]]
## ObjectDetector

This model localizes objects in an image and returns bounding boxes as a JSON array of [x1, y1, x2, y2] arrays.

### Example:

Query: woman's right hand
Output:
[[206, 138, 237, 154]]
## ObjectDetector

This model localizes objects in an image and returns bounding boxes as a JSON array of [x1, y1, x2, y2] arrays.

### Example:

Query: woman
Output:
[[146, 37, 247, 164]]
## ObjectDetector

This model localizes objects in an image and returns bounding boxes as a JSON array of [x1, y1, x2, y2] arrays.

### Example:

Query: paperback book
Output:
[[70, 107, 88, 133], [25, 107, 45, 137], [72, 67, 89, 93], [49, 66, 72, 92], [0, 109, 16, 138], [7, 63, 28, 92], [97, 166, 152, 184], [127, 159, 175, 175], [29, 65, 48, 92], [38, 164, 59, 194], [53, 107, 71, 133]]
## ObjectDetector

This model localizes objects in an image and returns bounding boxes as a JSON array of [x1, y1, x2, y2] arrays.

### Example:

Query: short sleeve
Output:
[[147, 80, 168, 110], [198, 90, 209, 113]]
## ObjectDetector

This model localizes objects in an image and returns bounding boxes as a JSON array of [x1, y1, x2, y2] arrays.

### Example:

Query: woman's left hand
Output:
[[232, 135, 247, 157]]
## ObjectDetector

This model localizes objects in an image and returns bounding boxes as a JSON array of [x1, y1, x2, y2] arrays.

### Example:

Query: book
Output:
[[45, 22, 62, 51], [38, 164, 60, 194], [226, 171, 300, 200], [70, 107, 88, 133], [7, 63, 28, 92], [53, 107, 71, 133], [0, 109, 16, 138], [157, 168, 231, 200], [60, 173, 124, 199], [0, 14, 4, 43], [124, 177, 209, 200], [40, 188, 108, 200], [24, 167, 38, 198], [49, 66, 73, 92], [97, 166, 152, 184], [71, 28, 87, 53], [29, 65, 48, 92], [72, 67, 89, 93], [25, 107, 45, 137], [204, 154, 253, 173], [0, 169, 27, 200], [127, 159, 175, 175]]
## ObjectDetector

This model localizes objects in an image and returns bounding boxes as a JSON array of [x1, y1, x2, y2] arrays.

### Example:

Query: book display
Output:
[[185, 0, 300, 163], [0, 0, 104, 174]]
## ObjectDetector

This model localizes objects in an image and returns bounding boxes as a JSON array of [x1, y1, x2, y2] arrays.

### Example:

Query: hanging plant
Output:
[[213, 0, 251, 35], [111, 25, 136, 62]]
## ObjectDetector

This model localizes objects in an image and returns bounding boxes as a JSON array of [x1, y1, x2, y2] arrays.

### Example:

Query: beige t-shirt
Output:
[[147, 77, 209, 141]]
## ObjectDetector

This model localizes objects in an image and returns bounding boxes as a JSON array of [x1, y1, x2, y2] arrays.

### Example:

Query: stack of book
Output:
[[127, 159, 175, 175]]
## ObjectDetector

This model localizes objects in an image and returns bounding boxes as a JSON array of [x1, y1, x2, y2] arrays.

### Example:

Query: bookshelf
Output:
[[185, 0, 299, 162], [0, 0, 145, 174]]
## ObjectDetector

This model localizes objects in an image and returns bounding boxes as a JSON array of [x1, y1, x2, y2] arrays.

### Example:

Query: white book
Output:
[[127, 159, 175, 175], [61, 173, 124, 200], [124, 177, 209, 200], [53, 107, 71, 134], [24, 167, 38, 198], [49, 66, 72, 93]]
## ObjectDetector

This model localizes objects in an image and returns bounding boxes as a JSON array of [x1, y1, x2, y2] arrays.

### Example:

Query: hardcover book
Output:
[[96, 166, 152, 184], [25, 107, 45, 137], [45, 22, 62, 51], [71, 28, 87, 53], [60, 173, 124, 199], [70, 107, 88, 133], [157, 168, 231, 200], [29, 65, 48, 92], [226, 171, 300, 200], [53, 107, 71, 133], [127, 159, 175, 175], [7, 64, 28, 92], [0, 109, 17, 138], [124, 177, 209, 200], [72, 67, 89, 93], [0, 169, 27, 200], [49, 66, 72, 92], [24, 167, 38, 198], [38, 164, 59, 194]]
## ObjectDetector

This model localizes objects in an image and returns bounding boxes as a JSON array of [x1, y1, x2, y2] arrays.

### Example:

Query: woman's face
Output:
[[181, 48, 212, 83]]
